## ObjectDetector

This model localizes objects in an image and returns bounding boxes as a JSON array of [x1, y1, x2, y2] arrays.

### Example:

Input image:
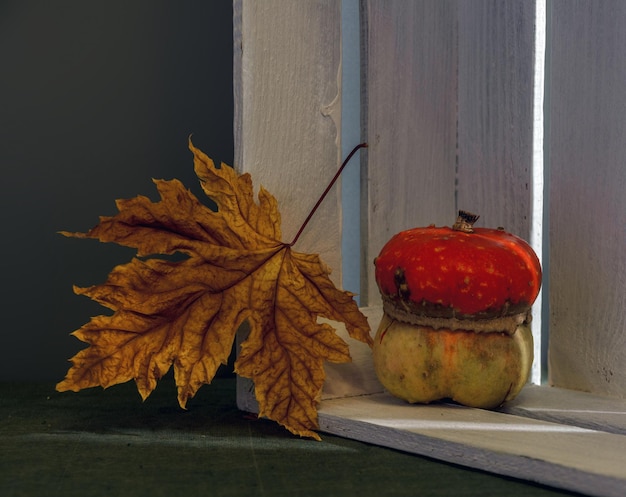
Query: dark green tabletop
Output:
[[1, 377, 582, 497]]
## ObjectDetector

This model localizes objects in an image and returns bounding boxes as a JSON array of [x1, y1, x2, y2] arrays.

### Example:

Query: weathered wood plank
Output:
[[318, 393, 626, 497], [456, 1, 536, 239], [239, 304, 626, 497], [500, 384, 626, 436], [321, 306, 383, 401], [456, 1, 544, 384], [234, 3, 626, 494], [233, 0, 343, 283], [363, 1, 458, 305], [548, 1, 626, 397]]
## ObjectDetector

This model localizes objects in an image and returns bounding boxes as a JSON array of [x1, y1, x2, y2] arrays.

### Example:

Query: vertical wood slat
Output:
[[363, 0, 458, 304], [363, 3, 537, 299], [456, 1, 540, 382], [548, 2, 626, 397], [233, 0, 343, 283], [456, 0, 536, 240]]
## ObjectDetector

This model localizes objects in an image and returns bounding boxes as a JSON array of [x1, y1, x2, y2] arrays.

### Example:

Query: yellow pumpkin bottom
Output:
[[372, 313, 534, 409]]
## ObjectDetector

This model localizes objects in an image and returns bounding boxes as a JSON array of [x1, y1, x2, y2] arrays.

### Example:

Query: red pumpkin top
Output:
[[374, 211, 541, 330]]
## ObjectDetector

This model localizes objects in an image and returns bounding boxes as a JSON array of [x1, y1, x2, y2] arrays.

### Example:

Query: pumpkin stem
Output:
[[453, 210, 480, 233]]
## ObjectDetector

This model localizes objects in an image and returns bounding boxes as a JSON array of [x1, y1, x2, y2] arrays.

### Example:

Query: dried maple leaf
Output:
[[56, 139, 372, 440]]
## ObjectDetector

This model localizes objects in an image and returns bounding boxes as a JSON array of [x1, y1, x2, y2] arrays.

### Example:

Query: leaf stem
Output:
[[289, 143, 368, 247]]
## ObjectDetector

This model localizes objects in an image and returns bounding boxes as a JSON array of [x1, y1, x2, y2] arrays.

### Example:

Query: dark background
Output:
[[0, 1, 234, 381]]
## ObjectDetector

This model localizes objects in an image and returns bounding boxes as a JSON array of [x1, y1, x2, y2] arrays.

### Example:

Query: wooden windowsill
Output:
[[236, 307, 626, 497]]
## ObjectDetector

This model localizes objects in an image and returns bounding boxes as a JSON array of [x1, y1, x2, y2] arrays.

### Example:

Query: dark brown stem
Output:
[[452, 210, 480, 233], [289, 143, 367, 247]]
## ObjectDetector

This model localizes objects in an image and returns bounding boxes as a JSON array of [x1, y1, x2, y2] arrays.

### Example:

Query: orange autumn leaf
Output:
[[56, 139, 372, 440]]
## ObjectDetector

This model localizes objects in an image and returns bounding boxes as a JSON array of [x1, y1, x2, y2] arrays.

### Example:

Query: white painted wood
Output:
[[500, 384, 626, 436], [456, 1, 536, 238], [363, 1, 458, 305], [548, 1, 626, 398], [234, 1, 626, 494], [320, 306, 383, 400], [233, 0, 343, 283], [318, 392, 626, 497], [456, 1, 542, 382], [238, 305, 626, 497]]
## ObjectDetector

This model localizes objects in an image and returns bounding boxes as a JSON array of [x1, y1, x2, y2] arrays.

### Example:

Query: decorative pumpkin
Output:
[[372, 211, 542, 408]]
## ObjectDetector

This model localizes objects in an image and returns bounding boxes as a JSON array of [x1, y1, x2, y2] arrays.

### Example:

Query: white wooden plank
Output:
[[320, 306, 383, 400], [363, 1, 458, 305], [548, 1, 626, 397], [318, 393, 626, 497], [456, 1, 536, 239], [456, 1, 543, 384], [233, 0, 343, 283], [233, 3, 626, 494], [238, 304, 626, 496], [500, 384, 626, 436]]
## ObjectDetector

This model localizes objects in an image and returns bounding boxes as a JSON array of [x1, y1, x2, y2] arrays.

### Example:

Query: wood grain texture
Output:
[[457, 0, 536, 240], [238, 305, 626, 496], [363, 1, 458, 304], [234, 3, 626, 491], [320, 306, 383, 401], [548, 1, 626, 398], [319, 393, 626, 497], [456, 2, 543, 383], [233, 0, 343, 283], [500, 384, 626, 436]]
